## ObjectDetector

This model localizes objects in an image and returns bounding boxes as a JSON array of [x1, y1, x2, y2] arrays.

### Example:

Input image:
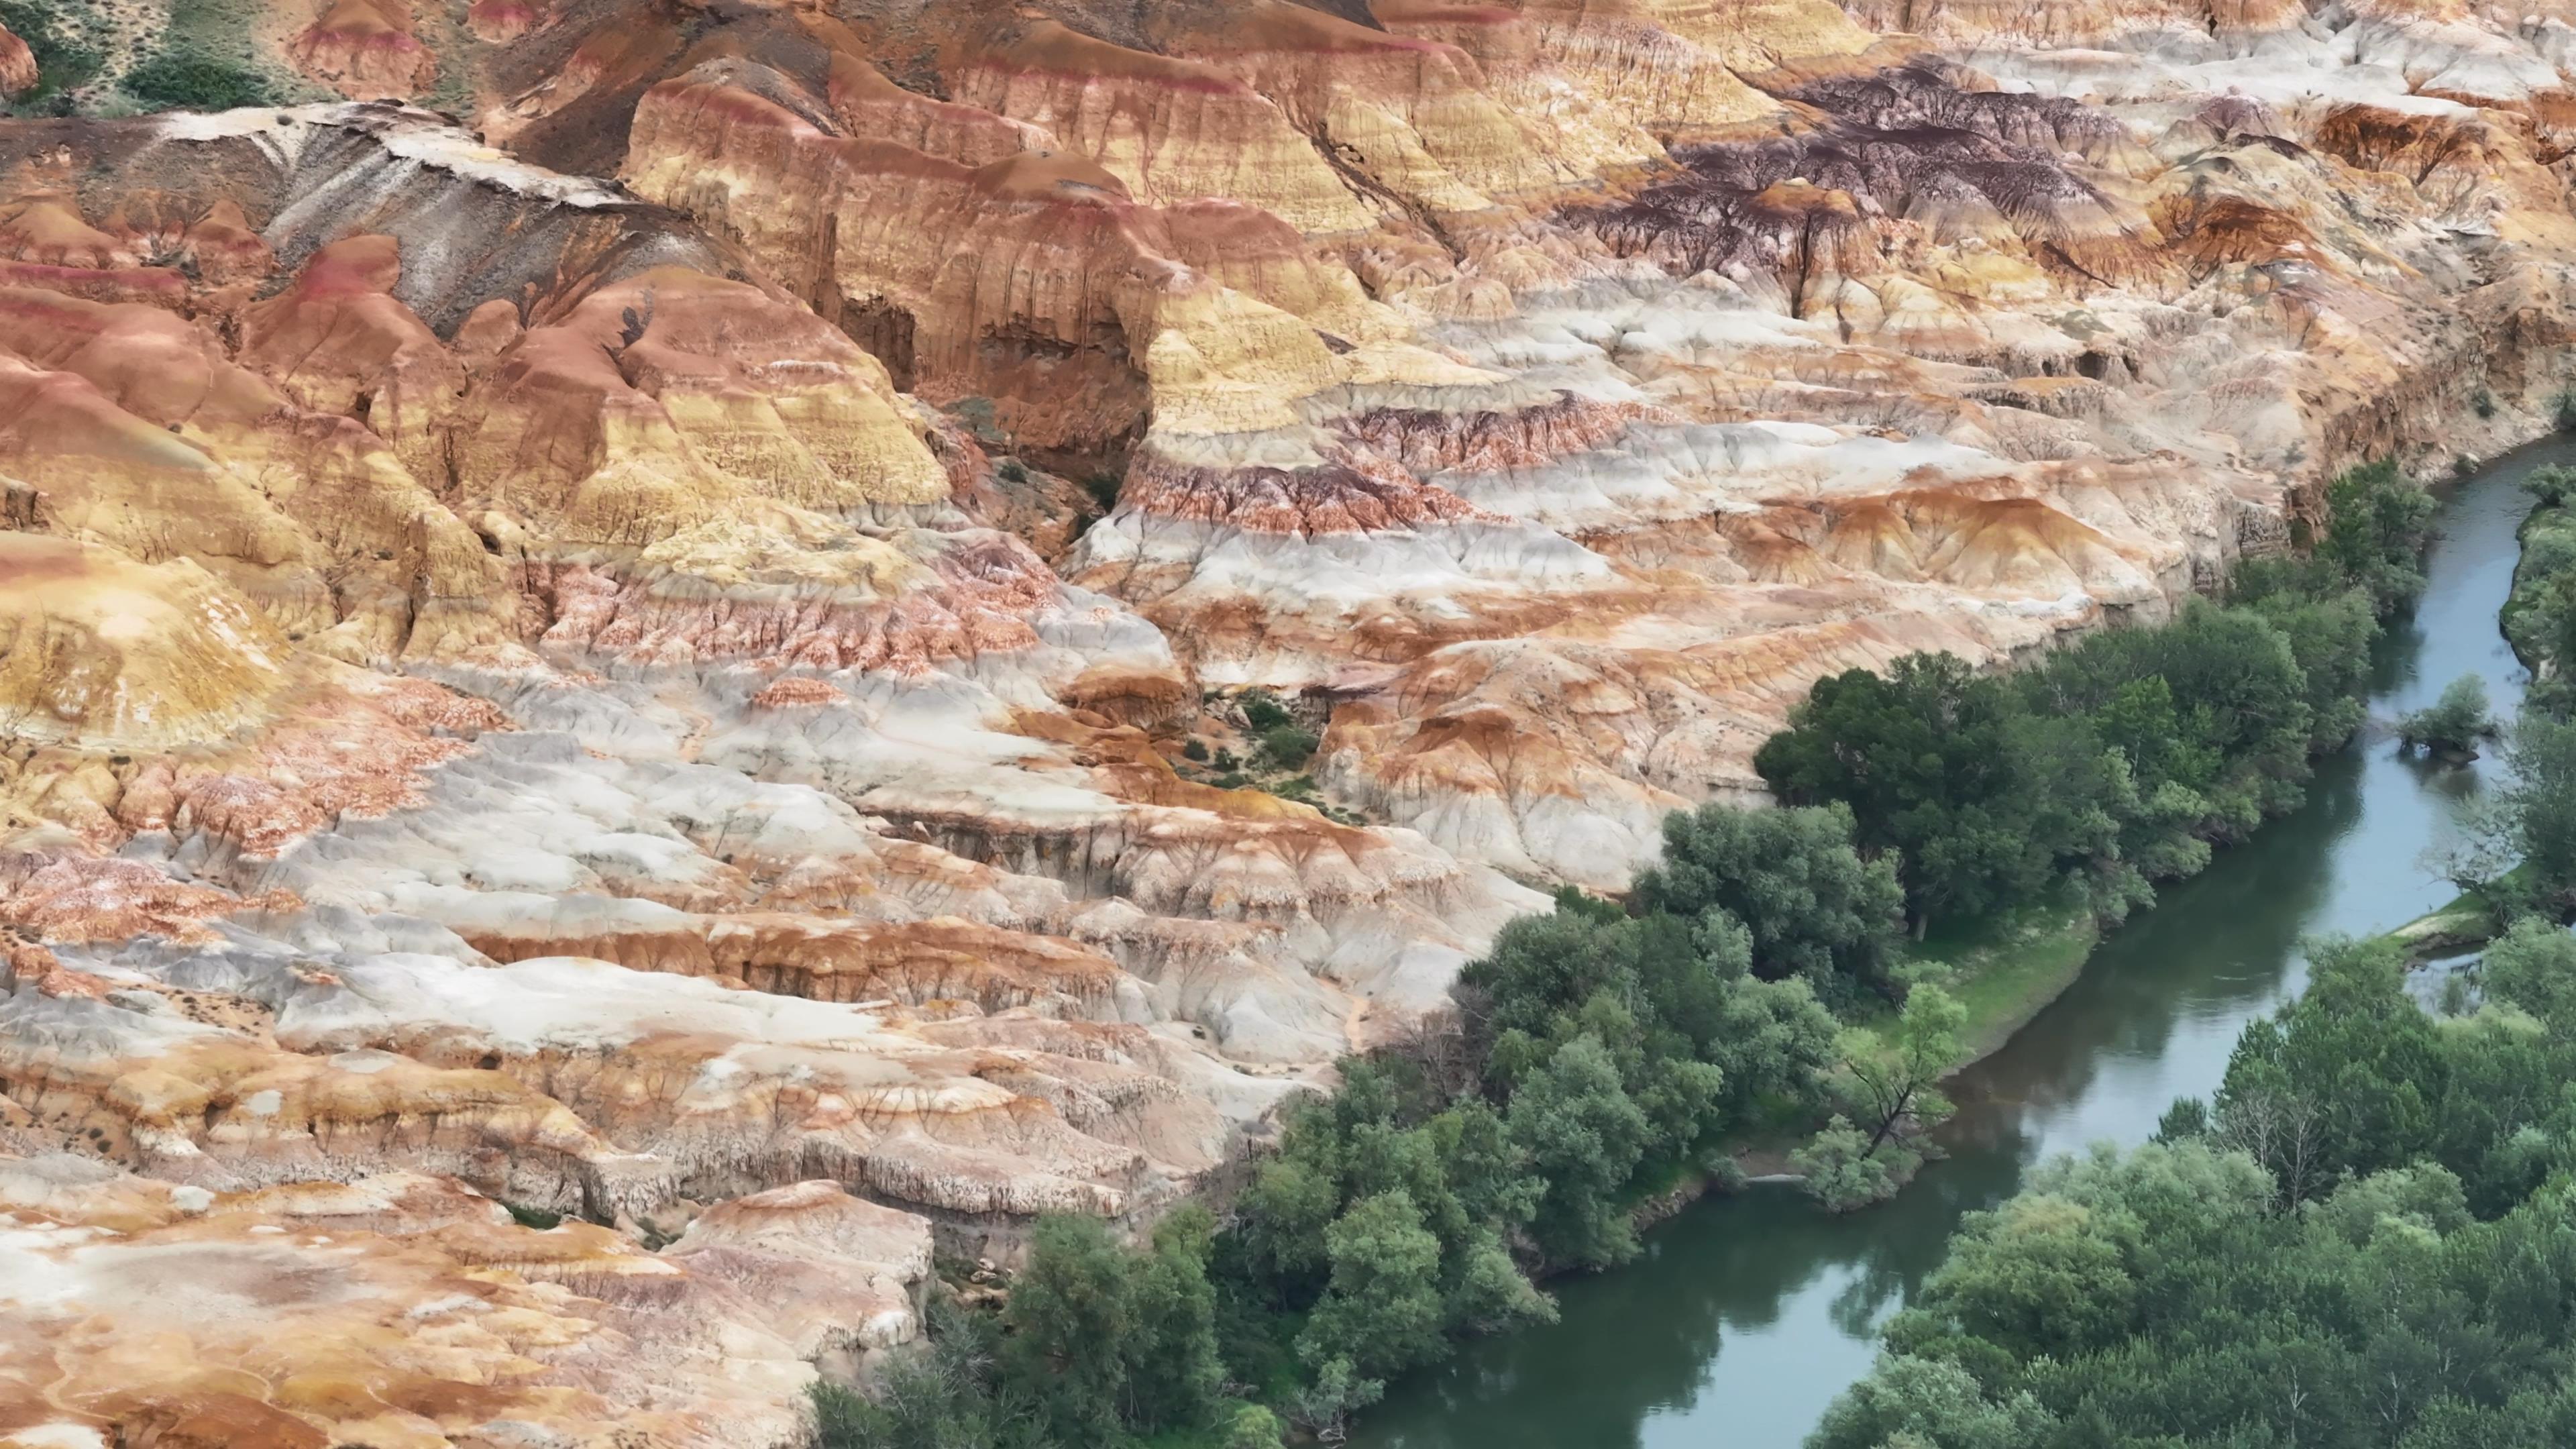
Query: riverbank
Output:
[[1882, 896, 2101, 1069], [2375, 468, 2576, 960], [2381, 864, 2530, 958], [1352, 445, 2574, 1449], [2502, 480, 2575, 672], [1709, 898, 2097, 1200]]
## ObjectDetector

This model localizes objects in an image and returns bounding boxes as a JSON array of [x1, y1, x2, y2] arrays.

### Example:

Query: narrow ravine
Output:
[[1355, 441, 2575, 1448]]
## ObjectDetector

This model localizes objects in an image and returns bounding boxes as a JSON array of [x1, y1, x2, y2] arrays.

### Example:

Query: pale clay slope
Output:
[[5, 0, 2576, 1443]]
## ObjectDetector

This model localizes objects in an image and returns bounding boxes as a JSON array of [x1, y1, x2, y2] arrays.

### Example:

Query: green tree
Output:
[[1121, 1205, 1224, 1432], [1508, 1035, 1651, 1267], [1757, 653, 2054, 927], [2082, 674, 2219, 808], [814, 1298, 1057, 1449], [2318, 458, 2438, 616], [2027, 599, 2316, 824], [1235, 1141, 1338, 1295], [2500, 714, 2576, 897], [1461, 904, 1830, 1151], [1693, 953, 1839, 1130], [1426, 1097, 1542, 1232], [1837, 983, 1966, 1156], [2216, 936, 2445, 1205], [1790, 1114, 1898, 1212], [1634, 801, 1905, 990], [1909, 1192, 2135, 1362], [1443, 1228, 1558, 1334], [1464, 909, 1634, 1051], [1287, 1357, 1384, 1443], [2480, 914, 2576, 1026], [2401, 675, 2496, 755], [1003, 1217, 1135, 1443], [1808, 1353, 2058, 1449], [2526, 463, 2576, 506], [2511, 531, 2576, 716], [1222, 1404, 1286, 1449], [2248, 582, 2380, 750], [1297, 1190, 1448, 1379]]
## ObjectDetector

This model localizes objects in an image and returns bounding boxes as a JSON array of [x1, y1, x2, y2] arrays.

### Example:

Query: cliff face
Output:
[[5, 0, 2575, 1442]]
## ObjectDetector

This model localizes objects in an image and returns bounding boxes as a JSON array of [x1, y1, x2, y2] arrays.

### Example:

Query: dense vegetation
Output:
[[2421, 463, 2576, 922], [120, 46, 276, 111], [1757, 461, 2418, 933], [1814, 926, 2576, 1449], [3, 0, 293, 117], [811, 830, 1870, 1446], [0, 0, 105, 114], [2508, 464, 2576, 720], [1811, 458, 2576, 1448], [816, 460, 2457, 1448]]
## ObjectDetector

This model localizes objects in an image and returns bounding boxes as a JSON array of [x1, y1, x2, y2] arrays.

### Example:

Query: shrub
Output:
[[1790, 1114, 1900, 1212], [2317, 458, 2436, 617], [1287, 1358, 1384, 1443], [0, 0, 105, 113], [1240, 690, 1293, 731], [1633, 800, 1903, 994], [2398, 674, 2494, 755], [2527, 464, 2576, 506], [1182, 737, 1209, 762], [122, 46, 275, 111], [995, 458, 1029, 485], [2555, 388, 2576, 432], [1260, 724, 1318, 769], [503, 1202, 562, 1230], [1224, 1403, 1287, 1448], [2514, 531, 2576, 594]]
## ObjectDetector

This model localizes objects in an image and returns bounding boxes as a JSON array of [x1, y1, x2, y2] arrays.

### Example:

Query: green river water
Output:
[[1354, 441, 2576, 1448]]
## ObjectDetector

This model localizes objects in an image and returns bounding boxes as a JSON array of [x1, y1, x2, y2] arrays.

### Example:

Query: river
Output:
[[1354, 441, 2576, 1448]]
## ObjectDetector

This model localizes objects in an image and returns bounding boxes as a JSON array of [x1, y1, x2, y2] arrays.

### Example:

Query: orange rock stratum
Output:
[[4, 0, 2575, 1442]]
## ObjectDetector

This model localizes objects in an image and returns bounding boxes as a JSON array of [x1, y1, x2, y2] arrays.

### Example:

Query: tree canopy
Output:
[[1815, 916, 2576, 1449], [1634, 800, 1905, 1001], [1758, 460, 2410, 932]]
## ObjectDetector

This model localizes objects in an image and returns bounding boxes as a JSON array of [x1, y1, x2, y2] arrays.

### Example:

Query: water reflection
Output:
[[1355, 441, 2576, 1449]]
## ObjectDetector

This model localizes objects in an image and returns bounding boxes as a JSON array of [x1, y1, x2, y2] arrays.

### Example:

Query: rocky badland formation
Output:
[[0, 0, 2571, 1442]]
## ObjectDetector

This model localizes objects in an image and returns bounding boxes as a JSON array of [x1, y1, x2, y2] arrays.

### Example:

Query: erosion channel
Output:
[[1356, 441, 2573, 1448]]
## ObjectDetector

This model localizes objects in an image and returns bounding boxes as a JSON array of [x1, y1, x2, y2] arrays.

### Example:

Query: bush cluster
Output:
[[0, 0, 104, 113], [1819, 924, 2576, 1449], [1816, 458, 2576, 1448], [122, 45, 275, 111], [827, 458, 2450, 1447], [1758, 458, 2422, 933]]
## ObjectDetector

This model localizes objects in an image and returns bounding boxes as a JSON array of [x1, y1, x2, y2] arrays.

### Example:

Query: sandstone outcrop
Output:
[[0, 1157, 934, 1449], [5, 0, 2575, 1440], [290, 0, 437, 100], [0, 25, 33, 99]]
